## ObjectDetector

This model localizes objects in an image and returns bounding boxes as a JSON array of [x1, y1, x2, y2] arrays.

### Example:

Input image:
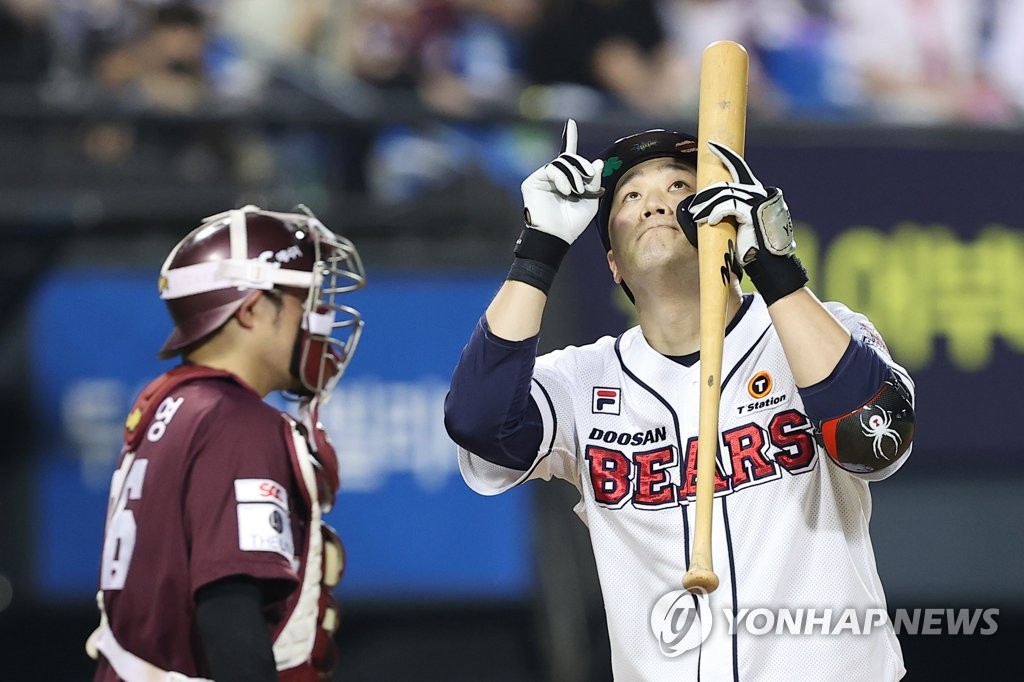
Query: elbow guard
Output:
[[816, 371, 915, 475]]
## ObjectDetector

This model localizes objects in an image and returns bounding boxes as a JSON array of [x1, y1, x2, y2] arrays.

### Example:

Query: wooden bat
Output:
[[682, 40, 749, 594]]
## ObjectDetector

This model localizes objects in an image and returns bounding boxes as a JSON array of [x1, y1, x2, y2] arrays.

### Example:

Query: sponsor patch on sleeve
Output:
[[858, 323, 891, 357], [235, 478, 289, 509], [234, 479, 294, 559]]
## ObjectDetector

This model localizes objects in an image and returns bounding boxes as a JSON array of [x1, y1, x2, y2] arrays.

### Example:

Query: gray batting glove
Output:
[[686, 141, 796, 265], [520, 119, 604, 245]]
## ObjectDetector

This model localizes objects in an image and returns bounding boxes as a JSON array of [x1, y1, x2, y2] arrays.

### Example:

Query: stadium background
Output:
[[0, 1, 1022, 680]]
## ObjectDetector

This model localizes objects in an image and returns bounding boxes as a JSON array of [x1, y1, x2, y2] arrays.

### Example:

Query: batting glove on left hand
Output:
[[686, 141, 795, 265]]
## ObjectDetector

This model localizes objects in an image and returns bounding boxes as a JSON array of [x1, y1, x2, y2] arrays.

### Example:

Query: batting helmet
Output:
[[595, 129, 699, 255], [157, 204, 365, 399]]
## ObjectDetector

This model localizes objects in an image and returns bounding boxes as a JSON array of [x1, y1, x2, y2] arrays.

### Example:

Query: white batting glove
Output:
[[686, 141, 795, 265], [520, 119, 604, 245]]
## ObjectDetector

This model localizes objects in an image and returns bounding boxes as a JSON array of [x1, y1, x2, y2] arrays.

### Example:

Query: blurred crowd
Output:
[[4, 0, 1023, 124], [2, 0, 1023, 206]]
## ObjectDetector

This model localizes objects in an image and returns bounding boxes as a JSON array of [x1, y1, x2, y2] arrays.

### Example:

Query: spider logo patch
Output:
[[860, 405, 902, 460]]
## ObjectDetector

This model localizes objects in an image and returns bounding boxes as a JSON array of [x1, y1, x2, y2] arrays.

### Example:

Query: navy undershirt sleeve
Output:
[[443, 317, 545, 471], [797, 337, 890, 424]]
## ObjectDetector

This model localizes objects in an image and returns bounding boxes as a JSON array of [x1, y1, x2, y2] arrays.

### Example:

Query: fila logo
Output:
[[592, 387, 621, 415]]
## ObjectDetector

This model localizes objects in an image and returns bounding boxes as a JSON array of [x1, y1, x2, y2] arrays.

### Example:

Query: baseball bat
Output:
[[682, 40, 749, 594]]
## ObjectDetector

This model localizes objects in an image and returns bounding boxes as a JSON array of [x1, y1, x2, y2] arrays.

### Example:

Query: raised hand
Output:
[[520, 119, 605, 246]]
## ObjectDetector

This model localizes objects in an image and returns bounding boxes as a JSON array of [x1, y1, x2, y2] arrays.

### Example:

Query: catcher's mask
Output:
[[158, 204, 365, 401]]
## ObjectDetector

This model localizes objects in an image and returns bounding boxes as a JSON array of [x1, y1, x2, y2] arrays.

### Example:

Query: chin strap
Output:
[[297, 399, 340, 507]]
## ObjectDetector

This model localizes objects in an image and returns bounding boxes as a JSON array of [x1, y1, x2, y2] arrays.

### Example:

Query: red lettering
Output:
[[679, 437, 730, 501], [771, 410, 816, 471], [634, 447, 675, 508], [584, 412, 817, 512], [259, 482, 283, 501], [723, 423, 776, 487], [679, 439, 699, 500], [585, 446, 631, 507]]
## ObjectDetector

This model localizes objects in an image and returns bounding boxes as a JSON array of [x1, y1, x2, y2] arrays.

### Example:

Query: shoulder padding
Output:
[[123, 365, 239, 451]]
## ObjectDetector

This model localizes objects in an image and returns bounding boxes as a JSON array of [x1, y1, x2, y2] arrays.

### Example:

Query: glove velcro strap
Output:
[[755, 188, 796, 256], [743, 254, 808, 306], [508, 228, 571, 295]]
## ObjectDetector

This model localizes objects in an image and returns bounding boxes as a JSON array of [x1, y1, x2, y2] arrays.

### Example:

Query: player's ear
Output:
[[234, 291, 264, 330], [607, 250, 622, 284]]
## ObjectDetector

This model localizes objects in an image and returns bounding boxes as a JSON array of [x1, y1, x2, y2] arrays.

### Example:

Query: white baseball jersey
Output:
[[458, 294, 913, 681]]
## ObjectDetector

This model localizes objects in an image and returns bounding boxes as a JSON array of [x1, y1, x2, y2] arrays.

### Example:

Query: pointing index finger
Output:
[[561, 118, 578, 156]]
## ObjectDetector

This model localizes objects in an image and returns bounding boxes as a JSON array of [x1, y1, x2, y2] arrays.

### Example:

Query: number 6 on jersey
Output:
[[100, 454, 149, 590]]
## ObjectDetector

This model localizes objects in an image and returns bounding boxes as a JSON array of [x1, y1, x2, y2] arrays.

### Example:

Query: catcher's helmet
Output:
[[158, 205, 365, 399]]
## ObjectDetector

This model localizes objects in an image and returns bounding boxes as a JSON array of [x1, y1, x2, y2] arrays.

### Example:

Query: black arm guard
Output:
[[195, 577, 278, 682], [816, 371, 915, 475]]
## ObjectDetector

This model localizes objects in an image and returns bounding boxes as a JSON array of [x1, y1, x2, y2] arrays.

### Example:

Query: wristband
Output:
[[507, 228, 571, 295], [507, 258, 559, 294], [743, 253, 808, 306]]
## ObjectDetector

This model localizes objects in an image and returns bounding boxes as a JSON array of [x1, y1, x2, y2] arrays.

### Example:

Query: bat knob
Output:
[[683, 568, 720, 593]]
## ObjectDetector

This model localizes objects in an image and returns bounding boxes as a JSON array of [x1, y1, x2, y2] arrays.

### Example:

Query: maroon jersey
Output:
[[94, 369, 307, 681]]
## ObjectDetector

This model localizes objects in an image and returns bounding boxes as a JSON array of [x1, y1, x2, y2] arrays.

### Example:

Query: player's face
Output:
[[259, 288, 308, 392], [606, 158, 697, 281]]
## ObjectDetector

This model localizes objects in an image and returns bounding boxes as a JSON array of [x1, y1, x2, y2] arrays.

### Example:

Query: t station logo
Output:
[[737, 371, 786, 416]]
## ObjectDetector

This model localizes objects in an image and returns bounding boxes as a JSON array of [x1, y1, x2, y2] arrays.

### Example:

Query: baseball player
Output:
[[86, 206, 365, 681], [444, 121, 916, 680]]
